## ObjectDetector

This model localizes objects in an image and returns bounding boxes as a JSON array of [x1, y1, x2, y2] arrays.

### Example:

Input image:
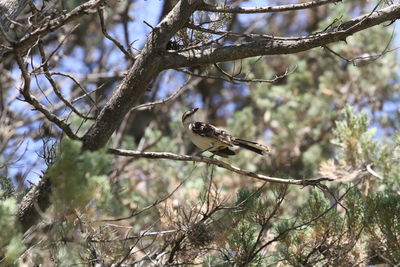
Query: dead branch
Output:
[[213, 62, 296, 83], [200, 0, 341, 14], [14, 50, 80, 140], [1, 0, 107, 58], [108, 148, 333, 186], [130, 77, 202, 112], [97, 7, 133, 59], [37, 41, 95, 120]]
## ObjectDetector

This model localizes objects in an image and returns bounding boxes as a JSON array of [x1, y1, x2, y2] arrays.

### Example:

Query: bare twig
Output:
[[101, 165, 196, 222], [253, 181, 362, 255], [323, 26, 395, 66], [175, 68, 242, 83], [32, 24, 80, 73], [200, 0, 342, 14], [2, 0, 107, 57], [173, 33, 228, 52], [98, 7, 133, 59], [14, 49, 80, 140], [89, 229, 178, 243], [213, 62, 296, 83], [108, 148, 333, 186], [365, 164, 383, 180], [37, 41, 95, 120], [130, 77, 201, 112], [51, 72, 99, 108]]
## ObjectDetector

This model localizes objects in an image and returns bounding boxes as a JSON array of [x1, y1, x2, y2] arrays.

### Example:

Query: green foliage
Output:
[[0, 176, 14, 199], [228, 107, 256, 140], [0, 195, 25, 264], [344, 185, 364, 232], [229, 220, 263, 265], [227, 205, 261, 264], [235, 187, 259, 208], [222, 187, 288, 266], [377, 133, 400, 191], [331, 106, 400, 192], [48, 138, 112, 214], [332, 105, 377, 166], [276, 187, 366, 266], [365, 193, 400, 263]]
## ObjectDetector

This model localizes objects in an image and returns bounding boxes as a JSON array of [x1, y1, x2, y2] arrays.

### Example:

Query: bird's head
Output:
[[182, 108, 199, 123]]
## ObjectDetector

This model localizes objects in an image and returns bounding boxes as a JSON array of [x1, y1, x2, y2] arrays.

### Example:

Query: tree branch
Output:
[[164, 3, 400, 68], [108, 148, 333, 186], [37, 41, 95, 120], [130, 77, 201, 112], [1, 0, 107, 58], [97, 7, 133, 59], [16, 177, 52, 232], [200, 0, 341, 14], [81, 0, 204, 150], [14, 49, 80, 140]]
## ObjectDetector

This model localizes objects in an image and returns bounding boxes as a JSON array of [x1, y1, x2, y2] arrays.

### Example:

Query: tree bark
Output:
[[0, 0, 29, 31], [16, 177, 52, 232], [165, 3, 400, 68]]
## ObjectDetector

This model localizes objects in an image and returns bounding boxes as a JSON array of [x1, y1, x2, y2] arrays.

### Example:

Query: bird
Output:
[[182, 108, 270, 157]]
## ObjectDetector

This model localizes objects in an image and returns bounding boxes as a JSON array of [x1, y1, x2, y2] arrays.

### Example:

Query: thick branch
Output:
[[200, 0, 341, 14], [81, 0, 204, 150], [0, 0, 29, 31], [16, 177, 52, 232], [108, 148, 333, 186], [165, 3, 400, 68]]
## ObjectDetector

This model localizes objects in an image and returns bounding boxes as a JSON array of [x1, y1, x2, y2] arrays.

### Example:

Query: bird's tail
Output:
[[233, 138, 270, 156]]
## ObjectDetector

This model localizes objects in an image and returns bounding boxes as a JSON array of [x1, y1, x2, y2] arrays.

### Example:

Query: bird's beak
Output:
[[192, 108, 199, 113]]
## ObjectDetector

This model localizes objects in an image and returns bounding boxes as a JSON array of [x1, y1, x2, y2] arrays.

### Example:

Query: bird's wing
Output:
[[191, 122, 233, 146], [233, 138, 270, 155]]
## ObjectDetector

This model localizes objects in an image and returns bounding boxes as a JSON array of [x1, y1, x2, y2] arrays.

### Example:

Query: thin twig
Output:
[[173, 33, 228, 52], [130, 77, 201, 112], [37, 41, 95, 120], [214, 62, 296, 83], [98, 7, 133, 59], [253, 181, 362, 255], [200, 0, 342, 14], [14, 49, 80, 140], [323, 25, 395, 66], [50, 72, 99, 108], [2, 0, 107, 58], [108, 148, 333, 186], [101, 165, 197, 222], [32, 24, 80, 73]]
